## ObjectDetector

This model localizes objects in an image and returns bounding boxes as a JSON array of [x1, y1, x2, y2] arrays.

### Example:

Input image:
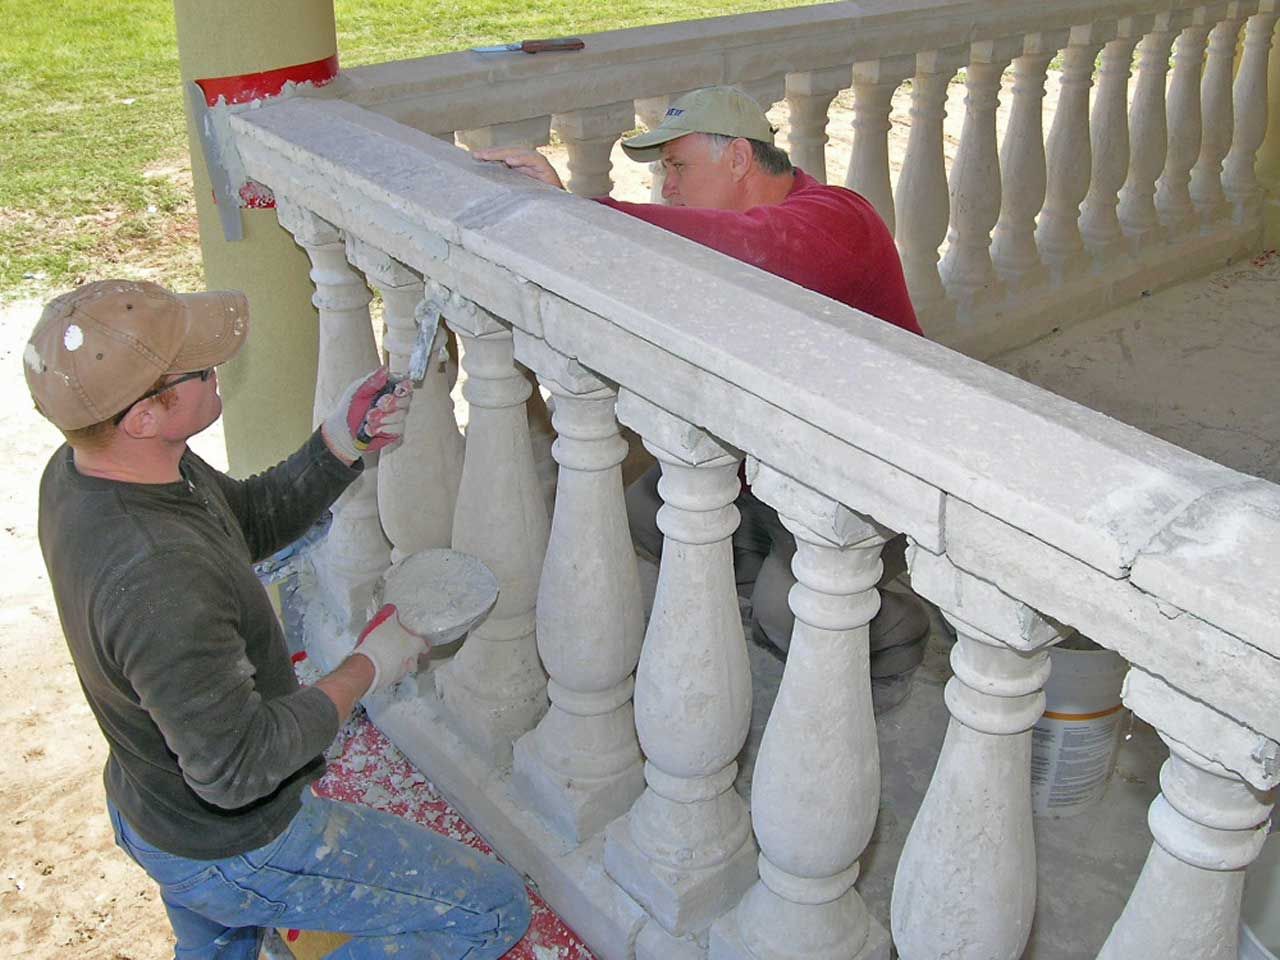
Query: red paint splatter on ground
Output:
[[313, 713, 595, 960]]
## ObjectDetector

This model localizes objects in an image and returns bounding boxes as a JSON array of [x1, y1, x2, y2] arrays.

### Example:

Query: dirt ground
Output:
[[0, 296, 215, 958], [0, 76, 1017, 957]]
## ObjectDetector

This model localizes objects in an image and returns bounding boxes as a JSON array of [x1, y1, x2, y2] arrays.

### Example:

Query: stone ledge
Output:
[[945, 497, 1280, 740], [1130, 479, 1280, 661], [231, 95, 1273, 645]]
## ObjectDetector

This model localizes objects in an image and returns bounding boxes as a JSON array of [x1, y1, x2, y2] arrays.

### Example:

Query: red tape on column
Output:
[[195, 54, 338, 210], [195, 53, 339, 107]]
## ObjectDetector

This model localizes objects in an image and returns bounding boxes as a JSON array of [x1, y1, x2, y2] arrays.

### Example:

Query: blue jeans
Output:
[[108, 790, 530, 959]]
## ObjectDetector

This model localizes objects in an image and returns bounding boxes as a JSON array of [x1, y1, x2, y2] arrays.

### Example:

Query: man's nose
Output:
[[661, 174, 677, 199]]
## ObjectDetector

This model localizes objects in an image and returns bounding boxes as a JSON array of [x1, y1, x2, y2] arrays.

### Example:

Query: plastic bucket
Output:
[[1241, 831, 1280, 959], [1030, 634, 1128, 818]]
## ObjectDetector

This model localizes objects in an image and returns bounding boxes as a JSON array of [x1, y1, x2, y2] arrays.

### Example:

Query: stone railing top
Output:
[[341, 0, 1268, 132], [229, 96, 1280, 670]]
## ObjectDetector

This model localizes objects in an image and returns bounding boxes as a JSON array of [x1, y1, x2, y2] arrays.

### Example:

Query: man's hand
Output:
[[321, 367, 412, 465], [472, 146, 566, 190], [352, 604, 430, 696]]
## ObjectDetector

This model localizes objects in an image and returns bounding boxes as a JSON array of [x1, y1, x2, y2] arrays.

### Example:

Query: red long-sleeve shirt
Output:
[[596, 169, 922, 336]]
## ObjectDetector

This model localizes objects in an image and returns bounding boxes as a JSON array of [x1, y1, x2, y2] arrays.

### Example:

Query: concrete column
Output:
[[846, 60, 906, 235], [436, 298, 550, 768], [1038, 26, 1103, 284], [1191, 15, 1246, 226], [711, 465, 891, 960], [1156, 22, 1212, 236], [891, 547, 1062, 960], [512, 335, 645, 844], [940, 46, 1010, 308], [174, 0, 336, 476], [784, 67, 851, 184], [1257, 15, 1280, 245], [1097, 668, 1277, 960], [991, 45, 1053, 292], [1118, 17, 1179, 249], [1224, 11, 1280, 226], [606, 392, 756, 950], [895, 51, 956, 330], [1081, 26, 1144, 260]]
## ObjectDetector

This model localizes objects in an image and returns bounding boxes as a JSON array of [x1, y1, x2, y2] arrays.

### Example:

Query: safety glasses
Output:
[[113, 368, 213, 426]]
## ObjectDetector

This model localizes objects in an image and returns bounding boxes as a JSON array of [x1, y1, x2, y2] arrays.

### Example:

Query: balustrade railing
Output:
[[224, 2, 1278, 957]]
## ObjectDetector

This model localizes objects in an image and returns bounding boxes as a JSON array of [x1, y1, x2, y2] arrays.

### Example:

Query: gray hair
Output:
[[704, 133, 793, 176]]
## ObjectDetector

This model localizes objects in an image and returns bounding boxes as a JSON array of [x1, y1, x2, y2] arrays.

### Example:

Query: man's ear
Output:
[[729, 138, 753, 180], [118, 402, 159, 440]]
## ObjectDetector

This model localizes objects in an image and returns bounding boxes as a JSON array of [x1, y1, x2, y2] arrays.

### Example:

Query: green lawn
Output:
[[0, 0, 810, 302]]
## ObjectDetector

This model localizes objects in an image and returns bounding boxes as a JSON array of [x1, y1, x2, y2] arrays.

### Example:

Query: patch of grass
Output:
[[2, 0, 810, 303]]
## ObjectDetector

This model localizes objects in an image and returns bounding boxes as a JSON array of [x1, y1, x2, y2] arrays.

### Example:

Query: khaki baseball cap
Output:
[[622, 86, 776, 163], [24, 280, 249, 431]]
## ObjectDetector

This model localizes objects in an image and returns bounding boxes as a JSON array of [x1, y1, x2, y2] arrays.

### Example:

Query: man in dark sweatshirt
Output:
[[475, 87, 930, 709], [26, 280, 530, 959]]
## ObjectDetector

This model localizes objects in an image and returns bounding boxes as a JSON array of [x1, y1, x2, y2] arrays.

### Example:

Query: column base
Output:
[[636, 921, 707, 960], [709, 883, 891, 960], [604, 811, 757, 938], [435, 660, 548, 769], [513, 729, 645, 844]]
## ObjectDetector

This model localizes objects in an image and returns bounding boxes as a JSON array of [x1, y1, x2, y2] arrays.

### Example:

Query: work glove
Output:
[[322, 367, 413, 463], [353, 603, 430, 695]]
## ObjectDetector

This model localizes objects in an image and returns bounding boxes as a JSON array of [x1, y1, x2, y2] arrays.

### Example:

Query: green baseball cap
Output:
[[621, 86, 776, 162]]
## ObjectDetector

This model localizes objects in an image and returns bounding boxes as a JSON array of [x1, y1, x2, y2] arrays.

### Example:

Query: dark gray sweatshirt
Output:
[[38, 431, 359, 859]]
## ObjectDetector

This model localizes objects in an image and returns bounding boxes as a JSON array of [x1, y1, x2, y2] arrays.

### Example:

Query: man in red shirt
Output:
[[475, 86, 929, 710]]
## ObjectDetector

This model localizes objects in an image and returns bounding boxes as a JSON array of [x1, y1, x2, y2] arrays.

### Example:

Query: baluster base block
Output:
[[636, 920, 707, 960], [709, 886, 891, 960], [435, 658, 549, 769], [513, 725, 645, 844], [604, 812, 758, 938]]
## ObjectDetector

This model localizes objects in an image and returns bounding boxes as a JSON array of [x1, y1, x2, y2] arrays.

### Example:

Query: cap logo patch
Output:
[[63, 324, 84, 352], [665, 108, 685, 117]]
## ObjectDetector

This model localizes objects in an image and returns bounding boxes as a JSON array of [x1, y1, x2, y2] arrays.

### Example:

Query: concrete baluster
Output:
[[435, 296, 549, 767], [1190, 14, 1246, 225], [991, 41, 1055, 292], [1038, 25, 1104, 283], [276, 200, 390, 651], [455, 117, 558, 518], [511, 335, 645, 843], [1156, 21, 1213, 235], [895, 51, 957, 329], [1117, 18, 1179, 249], [846, 58, 908, 234], [891, 547, 1060, 960], [710, 465, 891, 960], [552, 102, 635, 198], [1080, 25, 1144, 261], [605, 392, 756, 952], [784, 67, 852, 184], [1222, 10, 1280, 225], [346, 242, 463, 561], [1097, 668, 1278, 960], [940, 45, 1009, 309]]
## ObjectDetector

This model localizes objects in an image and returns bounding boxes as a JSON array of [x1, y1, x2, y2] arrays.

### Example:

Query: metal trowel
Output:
[[407, 295, 444, 385], [353, 295, 443, 448]]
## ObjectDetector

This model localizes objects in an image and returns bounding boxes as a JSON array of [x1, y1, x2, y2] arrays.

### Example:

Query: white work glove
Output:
[[321, 367, 413, 463], [353, 603, 430, 695]]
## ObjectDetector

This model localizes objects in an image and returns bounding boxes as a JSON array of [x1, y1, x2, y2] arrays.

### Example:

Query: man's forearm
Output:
[[314, 654, 377, 723]]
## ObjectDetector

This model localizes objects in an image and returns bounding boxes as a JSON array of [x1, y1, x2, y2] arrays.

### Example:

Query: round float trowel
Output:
[[374, 548, 499, 647]]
